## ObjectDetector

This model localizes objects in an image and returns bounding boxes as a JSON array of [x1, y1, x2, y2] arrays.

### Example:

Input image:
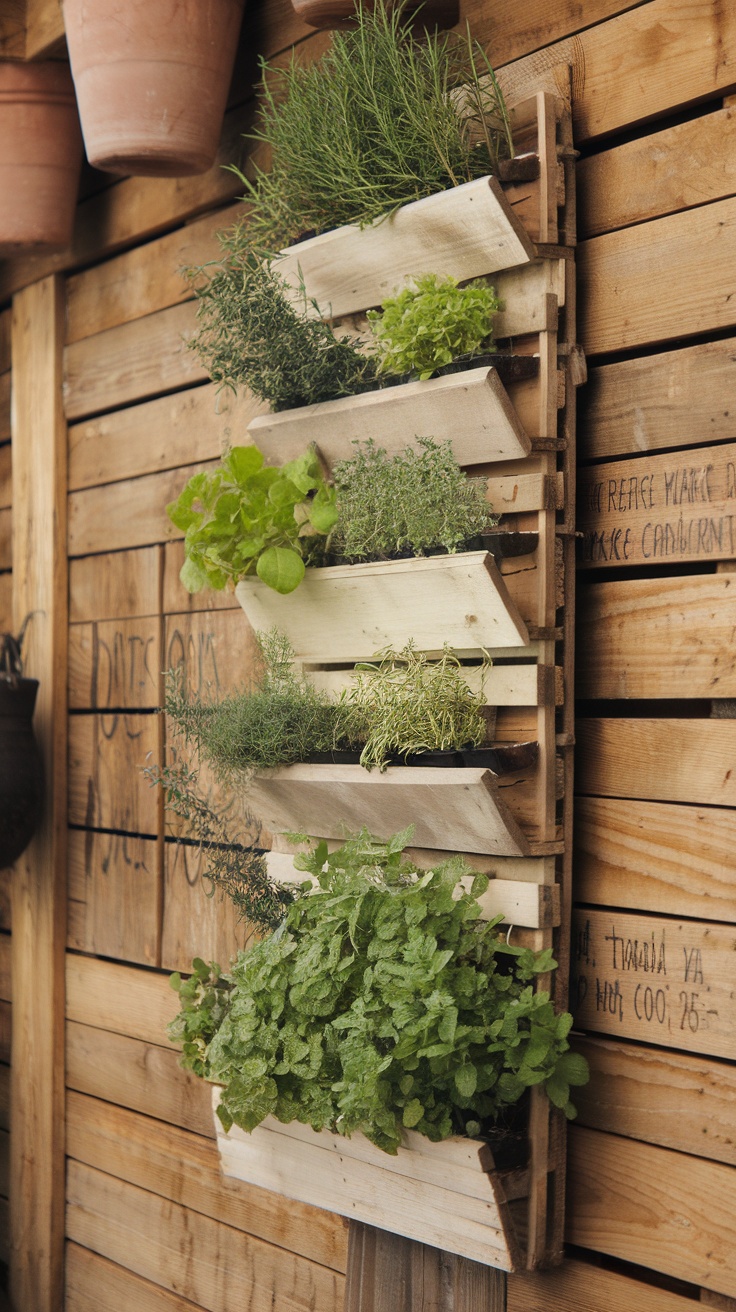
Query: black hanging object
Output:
[[0, 620, 44, 869]]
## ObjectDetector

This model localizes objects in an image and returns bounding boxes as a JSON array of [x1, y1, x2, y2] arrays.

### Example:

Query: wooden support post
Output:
[[10, 275, 67, 1312], [344, 1223, 506, 1312]]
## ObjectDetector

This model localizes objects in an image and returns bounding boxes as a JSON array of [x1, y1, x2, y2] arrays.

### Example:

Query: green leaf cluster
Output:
[[163, 631, 360, 784], [331, 437, 496, 562], [234, 5, 514, 252], [166, 445, 336, 595], [346, 643, 489, 771], [170, 829, 588, 1154], [367, 275, 501, 381], [186, 255, 378, 410]]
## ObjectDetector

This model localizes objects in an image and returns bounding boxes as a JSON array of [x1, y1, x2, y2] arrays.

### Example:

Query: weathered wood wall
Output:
[[2, 0, 736, 1309]]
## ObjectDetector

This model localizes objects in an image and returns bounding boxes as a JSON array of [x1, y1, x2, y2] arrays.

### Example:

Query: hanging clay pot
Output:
[[290, 0, 458, 31], [61, 0, 247, 176], [0, 677, 43, 870], [0, 62, 83, 258]]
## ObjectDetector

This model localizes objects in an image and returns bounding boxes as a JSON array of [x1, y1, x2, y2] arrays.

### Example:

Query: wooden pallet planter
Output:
[[250, 364, 531, 470], [213, 1093, 526, 1270], [274, 176, 536, 320], [235, 551, 530, 663], [247, 762, 532, 856]]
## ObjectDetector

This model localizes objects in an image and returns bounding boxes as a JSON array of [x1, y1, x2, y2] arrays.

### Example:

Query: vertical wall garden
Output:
[[159, 8, 582, 1275]]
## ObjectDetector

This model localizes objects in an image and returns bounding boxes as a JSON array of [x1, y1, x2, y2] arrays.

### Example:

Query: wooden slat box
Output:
[[274, 176, 536, 320], [213, 1090, 525, 1271], [235, 551, 530, 662]]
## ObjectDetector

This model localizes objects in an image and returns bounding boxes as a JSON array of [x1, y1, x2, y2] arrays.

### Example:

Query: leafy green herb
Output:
[[186, 254, 378, 410], [331, 437, 496, 562], [346, 643, 489, 771], [166, 445, 336, 595], [234, 6, 514, 251], [170, 829, 588, 1154], [367, 274, 501, 380]]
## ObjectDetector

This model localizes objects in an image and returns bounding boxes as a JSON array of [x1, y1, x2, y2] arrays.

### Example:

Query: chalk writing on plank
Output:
[[577, 444, 736, 567], [571, 910, 736, 1060], [166, 624, 224, 697]]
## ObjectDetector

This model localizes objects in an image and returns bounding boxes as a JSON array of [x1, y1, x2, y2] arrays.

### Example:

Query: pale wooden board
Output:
[[63, 301, 206, 422], [275, 177, 535, 321], [567, 1126, 736, 1297], [69, 381, 261, 492], [582, 337, 736, 462], [163, 609, 259, 697], [69, 617, 162, 710], [161, 841, 249, 974], [236, 552, 530, 662], [66, 1022, 213, 1139], [69, 546, 162, 624], [250, 367, 530, 469], [66, 1244, 220, 1312], [67, 829, 161, 967], [579, 104, 736, 239], [66, 1160, 345, 1312], [68, 459, 216, 557], [575, 1036, 736, 1167], [266, 851, 557, 928], [68, 712, 161, 836], [10, 274, 68, 1312], [572, 908, 736, 1059], [579, 196, 736, 355], [576, 718, 736, 809], [575, 796, 736, 924], [577, 575, 736, 699], [67, 1091, 348, 1272], [66, 954, 179, 1045], [248, 764, 530, 856], [508, 1254, 702, 1312], [65, 204, 241, 345], [578, 441, 736, 568], [216, 1112, 520, 1271]]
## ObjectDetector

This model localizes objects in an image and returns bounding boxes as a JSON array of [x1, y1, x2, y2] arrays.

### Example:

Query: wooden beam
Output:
[[344, 1224, 505, 1311], [25, 0, 65, 59], [10, 275, 67, 1312]]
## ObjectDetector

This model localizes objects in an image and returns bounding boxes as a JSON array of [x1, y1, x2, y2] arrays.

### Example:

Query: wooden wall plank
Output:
[[66, 1244, 206, 1312], [0, 376, 10, 441], [68, 829, 161, 966], [66, 1160, 345, 1312], [572, 908, 736, 1059], [579, 104, 736, 238], [66, 954, 179, 1044], [164, 609, 258, 695], [0, 933, 10, 1001], [66, 1022, 213, 1139], [581, 338, 736, 461], [69, 461, 215, 557], [0, 1001, 11, 1064], [66, 1092, 348, 1272], [0, 443, 10, 508], [577, 576, 736, 699], [69, 617, 161, 711], [468, 1, 642, 68], [10, 274, 67, 1312], [69, 547, 161, 624], [508, 1256, 702, 1312], [66, 205, 241, 344], [0, 1064, 9, 1133], [0, 507, 10, 571], [579, 197, 736, 355], [69, 383, 259, 492], [497, 0, 736, 146], [567, 1127, 736, 1297], [579, 441, 736, 568], [574, 795, 736, 923], [0, 572, 12, 633], [68, 712, 161, 835], [25, 0, 65, 59], [64, 301, 205, 421], [161, 842, 248, 974], [575, 1036, 736, 1167], [576, 718, 736, 808]]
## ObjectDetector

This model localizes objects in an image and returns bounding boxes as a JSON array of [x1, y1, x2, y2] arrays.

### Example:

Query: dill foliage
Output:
[[237, 5, 514, 251], [331, 437, 497, 562]]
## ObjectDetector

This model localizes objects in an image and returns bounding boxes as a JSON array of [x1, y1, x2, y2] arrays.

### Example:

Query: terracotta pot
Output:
[[61, 0, 246, 176], [0, 62, 82, 257], [291, 0, 458, 30], [0, 678, 43, 870]]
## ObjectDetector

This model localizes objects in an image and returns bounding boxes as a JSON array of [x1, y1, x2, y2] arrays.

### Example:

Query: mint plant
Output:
[[166, 445, 336, 595], [170, 829, 588, 1155], [367, 274, 501, 380]]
